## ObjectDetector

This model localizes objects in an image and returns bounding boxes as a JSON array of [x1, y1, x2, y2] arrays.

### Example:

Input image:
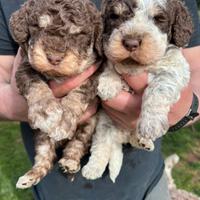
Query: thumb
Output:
[[122, 72, 148, 94]]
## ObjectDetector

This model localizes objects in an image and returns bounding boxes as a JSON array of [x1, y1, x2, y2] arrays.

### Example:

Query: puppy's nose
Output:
[[122, 39, 141, 51], [47, 55, 63, 65]]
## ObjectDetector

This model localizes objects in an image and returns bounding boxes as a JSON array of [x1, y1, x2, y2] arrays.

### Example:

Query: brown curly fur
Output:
[[10, 0, 102, 189], [166, 0, 193, 47]]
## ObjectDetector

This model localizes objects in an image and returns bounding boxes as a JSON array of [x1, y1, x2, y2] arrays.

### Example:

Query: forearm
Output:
[[0, 82, 27, 121], [183, 46, 200, 124]]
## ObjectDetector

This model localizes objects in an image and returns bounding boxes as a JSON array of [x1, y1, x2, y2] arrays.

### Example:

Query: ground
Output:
[[0, 122, 200, 200]]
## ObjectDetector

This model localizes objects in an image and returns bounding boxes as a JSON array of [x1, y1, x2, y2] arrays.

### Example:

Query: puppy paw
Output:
[[137, 137, 154, 151], [129, 133, 154, 151], [97, 77, 122, 100], [82, 164, 105, 180], [16, 173, 41, 189], [28, 98, 63, 134], [136, 118, 168, 141], [59, 158, 80, 174]]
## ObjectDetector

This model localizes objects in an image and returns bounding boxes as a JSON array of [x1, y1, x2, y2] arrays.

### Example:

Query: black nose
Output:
[[122, 38, 141, 51], [47, 54, 63, 65]]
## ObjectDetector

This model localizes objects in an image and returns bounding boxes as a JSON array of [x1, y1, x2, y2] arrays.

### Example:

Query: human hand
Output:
[[102, 72, 193, 130]]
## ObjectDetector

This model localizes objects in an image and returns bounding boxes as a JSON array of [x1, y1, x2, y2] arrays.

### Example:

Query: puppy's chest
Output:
[[113, 62, 156, 84], [44, 75, 67, 84]]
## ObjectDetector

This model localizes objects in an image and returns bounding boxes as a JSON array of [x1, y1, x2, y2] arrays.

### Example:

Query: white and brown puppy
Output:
[[82, 0, 193, 182], [9, 0, 102, 188]]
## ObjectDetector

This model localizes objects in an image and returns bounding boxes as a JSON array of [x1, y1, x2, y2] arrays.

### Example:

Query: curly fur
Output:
[[82, 0, 192, 182], [10, 0, 102, 188]]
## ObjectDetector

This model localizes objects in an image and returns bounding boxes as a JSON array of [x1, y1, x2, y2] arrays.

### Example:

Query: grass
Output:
[[0, 122, 33, 200], [0, 122, 200, 199], [162, 123, 200, 196]]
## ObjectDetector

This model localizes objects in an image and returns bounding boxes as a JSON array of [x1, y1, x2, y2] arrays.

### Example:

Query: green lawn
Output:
[[0, 122, 200, 199], [162, 123, 200, 196], [0, 122, 33, 200]]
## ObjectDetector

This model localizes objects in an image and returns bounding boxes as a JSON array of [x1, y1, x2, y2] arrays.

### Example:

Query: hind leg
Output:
[[16, 131, 56, 189], [108, 142, 123, 183], [59, 115, 97, 173], [82, 111, 113, 180]]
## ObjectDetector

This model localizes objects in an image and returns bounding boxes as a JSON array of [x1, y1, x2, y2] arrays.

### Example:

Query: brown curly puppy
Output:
[[9, 0, 102, 188]]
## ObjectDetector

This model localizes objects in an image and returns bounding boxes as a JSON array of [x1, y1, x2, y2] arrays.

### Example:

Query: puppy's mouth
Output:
[[119, 57, 141, 66]]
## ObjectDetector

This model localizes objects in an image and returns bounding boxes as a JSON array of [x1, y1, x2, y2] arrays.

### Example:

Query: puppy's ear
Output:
[[9, 1, 33, 48], [101, 0, 108, 16], [94, 17, 103, 57], [87, 1, 103, 57], [170, 0, 193, 47], [101, 0, 111, 22]]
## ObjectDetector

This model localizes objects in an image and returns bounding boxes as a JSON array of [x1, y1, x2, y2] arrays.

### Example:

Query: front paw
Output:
[[129, 133, 154, 151], [97, 77, 122, 100], [28, 98, 63, 133], [48, 110, 77, 141], [136, 118, 169, 141]]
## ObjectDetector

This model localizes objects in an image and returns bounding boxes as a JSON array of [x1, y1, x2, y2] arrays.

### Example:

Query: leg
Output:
[[136, 53, 189, 142], [108, 142, 123, 183], [16, 130, 56, 189], [59, 115, 97, 173], [97, 61, 124, 100], [82, 111, 113, 180]]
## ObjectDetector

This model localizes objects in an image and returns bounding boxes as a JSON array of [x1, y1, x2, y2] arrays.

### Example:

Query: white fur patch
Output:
[[69, 24, 81, 34], [39, 15, 52, 28], [138, 0, 167, 10], [114, 3, 127, 15]]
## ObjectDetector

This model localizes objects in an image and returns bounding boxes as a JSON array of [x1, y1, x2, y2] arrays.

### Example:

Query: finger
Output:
[[78, 98, 99, 124], [103, 105, 136, 129], [50, 64, 99, 98], [103, 91, 142, 115], [122, 72, 148, 94]]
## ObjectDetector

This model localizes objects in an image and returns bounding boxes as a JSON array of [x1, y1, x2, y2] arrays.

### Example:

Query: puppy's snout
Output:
[[47, 54, 63, 65], [122, 38, 141, 52]]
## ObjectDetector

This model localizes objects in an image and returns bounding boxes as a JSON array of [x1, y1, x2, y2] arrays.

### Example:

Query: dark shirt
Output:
[[0, 1, 200, 200]]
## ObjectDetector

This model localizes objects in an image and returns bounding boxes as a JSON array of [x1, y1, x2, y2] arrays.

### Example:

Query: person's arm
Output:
[[0, 53, 27, 121], [182, 46, 200, 123]]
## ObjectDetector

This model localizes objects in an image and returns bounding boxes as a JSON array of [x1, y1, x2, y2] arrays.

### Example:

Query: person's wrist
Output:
[[168, 86, 193, 127], [0, 86, 28, 122]]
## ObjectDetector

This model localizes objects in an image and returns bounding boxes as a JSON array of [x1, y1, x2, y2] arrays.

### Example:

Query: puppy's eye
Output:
[[110, 13, 120, 20], [153, 15, 166, 23]]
